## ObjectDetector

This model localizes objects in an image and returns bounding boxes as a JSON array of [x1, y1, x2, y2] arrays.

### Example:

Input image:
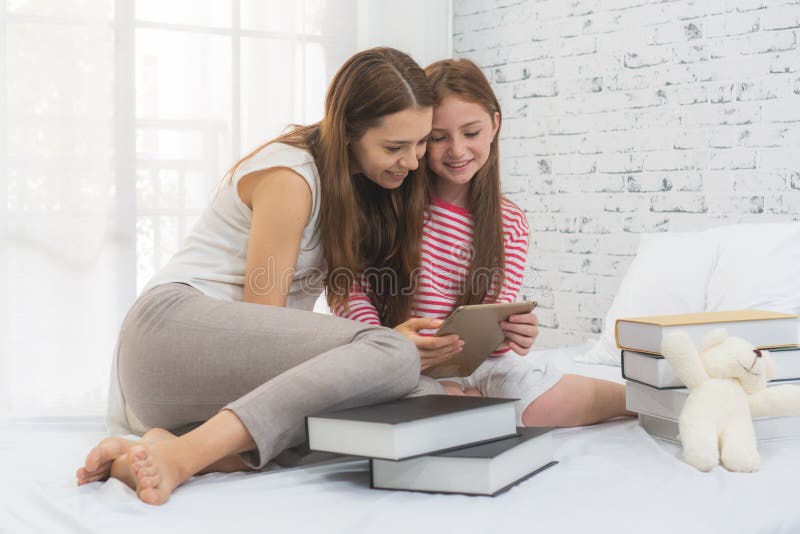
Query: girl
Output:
[[76, 47, 434, 505], [338, 58, 632, 427]]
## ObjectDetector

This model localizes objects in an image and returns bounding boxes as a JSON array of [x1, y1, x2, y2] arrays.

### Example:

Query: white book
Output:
[[615, 310, 799, 355], [306, 395, 517, 461], [370, 427, 556, 496], [626, 381, 688, 420], [639, 413, 800, 443], [626, 380, 800, 419], [622, 348, 800, 389]]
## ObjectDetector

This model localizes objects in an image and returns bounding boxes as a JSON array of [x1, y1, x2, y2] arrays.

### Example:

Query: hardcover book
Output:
[[615, 310, 799, 355], [370, 426, 556, 496], [622, 348, 800, 389], [626, 380, 800, 419], [306, 395, 517, 461], [639, 413, 800, 443]]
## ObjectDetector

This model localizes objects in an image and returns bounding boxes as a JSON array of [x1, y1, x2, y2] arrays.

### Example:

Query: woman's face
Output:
[[427, 95, 499, 187], [349, 106, 432, 189]]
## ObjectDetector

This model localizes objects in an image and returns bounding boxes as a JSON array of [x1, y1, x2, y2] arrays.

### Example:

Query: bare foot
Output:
[[440, 380, 482, 397], [76, 428, 175, 486], [126, 436, 257, 505], [127, 440, 191, 505], [77, 436, 134, 486]]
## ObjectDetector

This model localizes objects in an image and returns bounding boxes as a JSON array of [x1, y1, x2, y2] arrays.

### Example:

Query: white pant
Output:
[[411, 353, 563, 426]]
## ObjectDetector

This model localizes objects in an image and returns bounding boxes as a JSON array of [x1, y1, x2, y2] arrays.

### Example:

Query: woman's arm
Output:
[[240, 167, 312, 307]]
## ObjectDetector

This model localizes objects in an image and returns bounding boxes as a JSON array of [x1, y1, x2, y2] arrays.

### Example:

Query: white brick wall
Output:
[[454, 0, 800, 348]]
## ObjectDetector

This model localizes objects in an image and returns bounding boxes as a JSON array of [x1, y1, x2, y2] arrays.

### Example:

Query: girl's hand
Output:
[[394, 318, 463, 371], [497, 312, 539, 355]]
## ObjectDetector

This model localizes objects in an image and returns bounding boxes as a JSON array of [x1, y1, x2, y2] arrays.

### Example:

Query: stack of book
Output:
[[616, 310, 800, 442], [305, 395, 557, 496]]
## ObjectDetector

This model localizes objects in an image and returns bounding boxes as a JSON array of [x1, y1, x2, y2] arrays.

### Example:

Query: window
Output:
[[1, 0, 357, 416]]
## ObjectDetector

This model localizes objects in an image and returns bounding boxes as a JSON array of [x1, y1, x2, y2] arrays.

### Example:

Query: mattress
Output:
[[2, 343, 799, 534]]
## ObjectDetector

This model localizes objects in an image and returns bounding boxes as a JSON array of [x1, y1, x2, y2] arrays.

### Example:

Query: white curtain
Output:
[[1, 0, 365, 417]]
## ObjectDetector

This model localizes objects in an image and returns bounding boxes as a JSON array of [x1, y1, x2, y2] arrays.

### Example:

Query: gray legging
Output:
[[116, 283, 420, 469]]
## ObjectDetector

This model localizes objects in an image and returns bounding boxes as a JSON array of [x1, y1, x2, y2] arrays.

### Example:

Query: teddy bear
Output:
[[660, 328, 800, 472]]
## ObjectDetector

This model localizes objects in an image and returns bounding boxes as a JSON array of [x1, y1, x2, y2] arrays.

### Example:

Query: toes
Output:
[[85, 437, 129, 472], [132, 457, 153, 476], [84, 448, 103, 472], [76, 467, 105, 485], [77, 467, 110, 486], [131, 456, 160, 490], [76, 467, 87, 483], [129, 445, 148, 463], [138, 474, 161, 489], [133, 465, 156, 478]]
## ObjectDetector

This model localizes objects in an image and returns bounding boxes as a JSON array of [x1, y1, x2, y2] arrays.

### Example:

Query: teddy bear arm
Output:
[[661, 331, 708, 389], [748, 385, 800, 418]]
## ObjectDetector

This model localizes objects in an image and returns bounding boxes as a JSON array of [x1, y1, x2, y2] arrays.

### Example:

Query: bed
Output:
[[4, 222, 799, 533], [3, 342, 800, 534]]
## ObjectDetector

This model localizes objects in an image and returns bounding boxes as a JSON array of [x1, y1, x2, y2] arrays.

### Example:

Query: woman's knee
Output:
[[358, 326, 420, 392]]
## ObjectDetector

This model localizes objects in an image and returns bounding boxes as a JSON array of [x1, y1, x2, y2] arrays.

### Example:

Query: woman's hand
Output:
[[497, 312, 539, 355], [394, 318, 463, 371]]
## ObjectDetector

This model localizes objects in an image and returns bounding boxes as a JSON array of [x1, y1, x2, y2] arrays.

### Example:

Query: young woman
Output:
[[76, 47, 435, 505], [337, 58, 633, 427]]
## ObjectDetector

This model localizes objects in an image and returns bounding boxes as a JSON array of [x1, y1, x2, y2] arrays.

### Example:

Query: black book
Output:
[[306, 395, 517, 461], [370, 426, 557, 496]]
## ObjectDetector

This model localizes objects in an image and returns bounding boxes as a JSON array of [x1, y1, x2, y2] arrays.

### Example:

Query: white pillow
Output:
[[313, 291, 332, 314], [707, 222, 800, 314], [575, 229, 718, 366]]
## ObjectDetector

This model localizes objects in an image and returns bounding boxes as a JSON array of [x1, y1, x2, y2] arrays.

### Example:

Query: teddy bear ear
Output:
[[699, 328, 728, 352]]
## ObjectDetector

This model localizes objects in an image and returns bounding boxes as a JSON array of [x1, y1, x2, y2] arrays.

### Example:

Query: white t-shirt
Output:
[[107, 142, 325, 435], [143, 141, 325, 309]]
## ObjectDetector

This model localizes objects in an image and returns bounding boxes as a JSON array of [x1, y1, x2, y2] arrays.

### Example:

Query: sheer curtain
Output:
[[1, 0, 364, 417]]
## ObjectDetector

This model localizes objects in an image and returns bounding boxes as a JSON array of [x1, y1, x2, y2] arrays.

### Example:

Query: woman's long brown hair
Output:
[[424, 58, 505, 307], [227, 47, 432, 326]]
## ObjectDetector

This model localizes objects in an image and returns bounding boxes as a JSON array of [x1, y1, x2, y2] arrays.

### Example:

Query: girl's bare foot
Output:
[[440, 380, 482, 397], [76, 428, 175, 486]]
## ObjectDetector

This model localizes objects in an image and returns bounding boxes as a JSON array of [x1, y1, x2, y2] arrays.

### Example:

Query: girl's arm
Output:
[[240, 167, 312, 307], [335, 281, 381, 325], [495, 211, 539, 355], [335, 281, 462, 371]]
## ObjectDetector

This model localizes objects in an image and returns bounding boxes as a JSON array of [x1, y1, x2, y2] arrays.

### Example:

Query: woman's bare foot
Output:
[[126, 439, 199, 505], [76, 428, 175, 486], [79, 428, 254, 506], [82, 411, 259, 505]]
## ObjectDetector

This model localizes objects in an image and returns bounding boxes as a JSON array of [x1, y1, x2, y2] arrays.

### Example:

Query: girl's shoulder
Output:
[[499, 196, 529, 239]]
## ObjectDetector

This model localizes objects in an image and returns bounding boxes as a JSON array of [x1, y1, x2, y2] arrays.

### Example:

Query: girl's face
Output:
[[427, 95, 499, 187], [349, 106, 432, 189]]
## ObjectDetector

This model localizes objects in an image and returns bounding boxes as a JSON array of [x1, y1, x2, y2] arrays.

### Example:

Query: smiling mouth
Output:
[[444, 160, 472, 170], [386, 170, 407, 178], [739, 361, 761, 376]]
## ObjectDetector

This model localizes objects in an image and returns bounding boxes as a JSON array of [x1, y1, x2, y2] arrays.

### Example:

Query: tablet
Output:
[[423, 301, 537, 379]]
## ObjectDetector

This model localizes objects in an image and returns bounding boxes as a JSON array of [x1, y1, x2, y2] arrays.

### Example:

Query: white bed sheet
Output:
[[3, 343, 800, 534]]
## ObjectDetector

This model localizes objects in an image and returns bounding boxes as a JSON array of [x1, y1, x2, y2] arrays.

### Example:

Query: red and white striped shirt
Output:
[[337, 196, 530, 355]]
